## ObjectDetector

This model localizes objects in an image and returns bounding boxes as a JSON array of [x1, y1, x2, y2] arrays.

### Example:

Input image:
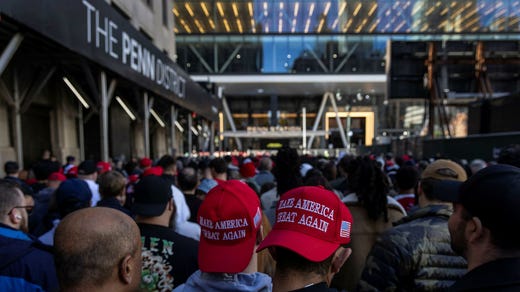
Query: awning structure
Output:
[[222, 130, 328, 138], [0, 0, 218, 121]]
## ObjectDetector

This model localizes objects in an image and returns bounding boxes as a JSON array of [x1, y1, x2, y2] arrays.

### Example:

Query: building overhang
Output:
[[191, 74, 386, 97], [0, 0, 219, 120]]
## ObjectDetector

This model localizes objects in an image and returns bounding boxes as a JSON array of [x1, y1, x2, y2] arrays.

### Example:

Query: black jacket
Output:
[[449, 257, 520, 291], [0, 224, 58, 291]]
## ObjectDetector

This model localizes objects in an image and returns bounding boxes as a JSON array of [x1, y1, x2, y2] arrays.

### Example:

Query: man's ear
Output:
[[119, 254, 135, 285], [331, 247, 351, 274], [467, 216, 485, 243], [168, 198, 176, 212], [9, 210, 22, 225]]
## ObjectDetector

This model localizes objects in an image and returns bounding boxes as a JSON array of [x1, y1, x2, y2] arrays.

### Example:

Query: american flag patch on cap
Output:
[[254, 207, 262, 227], [340, 221, 351, 238]]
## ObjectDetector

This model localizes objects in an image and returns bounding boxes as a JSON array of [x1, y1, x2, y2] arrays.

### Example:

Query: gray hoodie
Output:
[[173, 270, 272, 292]]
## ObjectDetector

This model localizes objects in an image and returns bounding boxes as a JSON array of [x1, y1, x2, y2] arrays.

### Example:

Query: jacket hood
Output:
[[174, 270, 272, 292]]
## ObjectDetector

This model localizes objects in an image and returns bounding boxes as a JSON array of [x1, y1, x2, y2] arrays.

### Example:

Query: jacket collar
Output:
[[0, 223, 31, 241], [450, 257, 520, 291], [395, 204, 452, 226]]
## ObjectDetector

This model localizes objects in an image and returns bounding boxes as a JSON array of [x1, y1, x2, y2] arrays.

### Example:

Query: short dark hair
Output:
[[274, 147, 303, 196], [274, 247, 334, 276], [98, 171, 126, 198], [419, 178, 438, 201], [178, 167, 198, 191], [395, 165, 420, 190], [497, 144, 520, 168], [0, 180, 23, 216], [209, 158, 227, 174], [156, 155, 176, 172], [4, 161, 19, 175], [337, 155, 354, 174]]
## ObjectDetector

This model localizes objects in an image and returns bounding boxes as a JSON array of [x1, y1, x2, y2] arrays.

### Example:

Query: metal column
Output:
[[170, 105, 177, 156], [99, 71, 116, 162], [143, 92, 151, 158], [0, 33, 23, 76], [302, 107, 307, 153], [188, 113, 193, 154], [307, 94, 328, 149], [0, 33, 24, 166], [210, 121, 215, 154], [100, 71, 109, 162], [78, 104, 85, 161], [221, 96, 242, 150], [328, 92, 348, 149], [307, 92, 348, 149], [13, 71, 23, 167]]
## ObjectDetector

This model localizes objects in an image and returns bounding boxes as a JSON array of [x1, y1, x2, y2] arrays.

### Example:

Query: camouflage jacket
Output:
[[357, 204, 467, 292]]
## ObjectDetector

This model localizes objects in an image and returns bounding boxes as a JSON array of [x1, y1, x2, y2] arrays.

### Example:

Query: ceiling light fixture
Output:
[[317, 18, 325, 32], [237, 19, 243, 33], [338, 2, 347, 16], [223, 19, 231, 32], [194, 19, 205, 33], [200, 2, 210, 17], [309, 3, 315, 17], [217, 2, 225, 17], [324, 2, 331, 15], [368, 3, 378, 16], [116, 96, 136, 120], [175, 121, 184, 132], [150, 108, 165, 128], [248, 2, 253, 17], [332, 18, 339, 29], [232, 3, 239, 17], [294, 2, 300, 17], [63, 77, 89, 109], [184, 3, 194, 16], [191, 126, 199, 136], [353, 3, 362, 16]]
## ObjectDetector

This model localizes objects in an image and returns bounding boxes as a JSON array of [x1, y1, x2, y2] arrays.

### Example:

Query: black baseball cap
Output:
[[456, 164, 520, 233], [132, 175, 172, 217], [78, 160, 96, 175]]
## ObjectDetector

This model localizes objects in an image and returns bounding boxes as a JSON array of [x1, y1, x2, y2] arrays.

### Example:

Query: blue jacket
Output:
[[0, 224, 59, 291], [173, 270, 272, 292]]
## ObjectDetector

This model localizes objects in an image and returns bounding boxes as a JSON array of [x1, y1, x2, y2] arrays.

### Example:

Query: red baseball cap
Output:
[[67, 166, 78, 178], [142, 166, 163, 177], [198, 180, 262, 273], [96, 161, 112, 174], [140, 157, 152, 168], [257, 186, 353, 262], [240, 162, 257, 178], [48, 172, 66, 182]]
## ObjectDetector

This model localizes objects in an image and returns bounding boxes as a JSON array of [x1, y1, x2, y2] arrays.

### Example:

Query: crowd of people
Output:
[[1, 144, 520, 291]]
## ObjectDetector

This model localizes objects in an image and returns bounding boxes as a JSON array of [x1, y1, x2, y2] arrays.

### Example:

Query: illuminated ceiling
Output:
[[173, 0, 520, 34]]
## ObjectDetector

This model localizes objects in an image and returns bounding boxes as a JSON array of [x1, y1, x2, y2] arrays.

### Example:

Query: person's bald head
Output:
[[54, 207, 141, 291]]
